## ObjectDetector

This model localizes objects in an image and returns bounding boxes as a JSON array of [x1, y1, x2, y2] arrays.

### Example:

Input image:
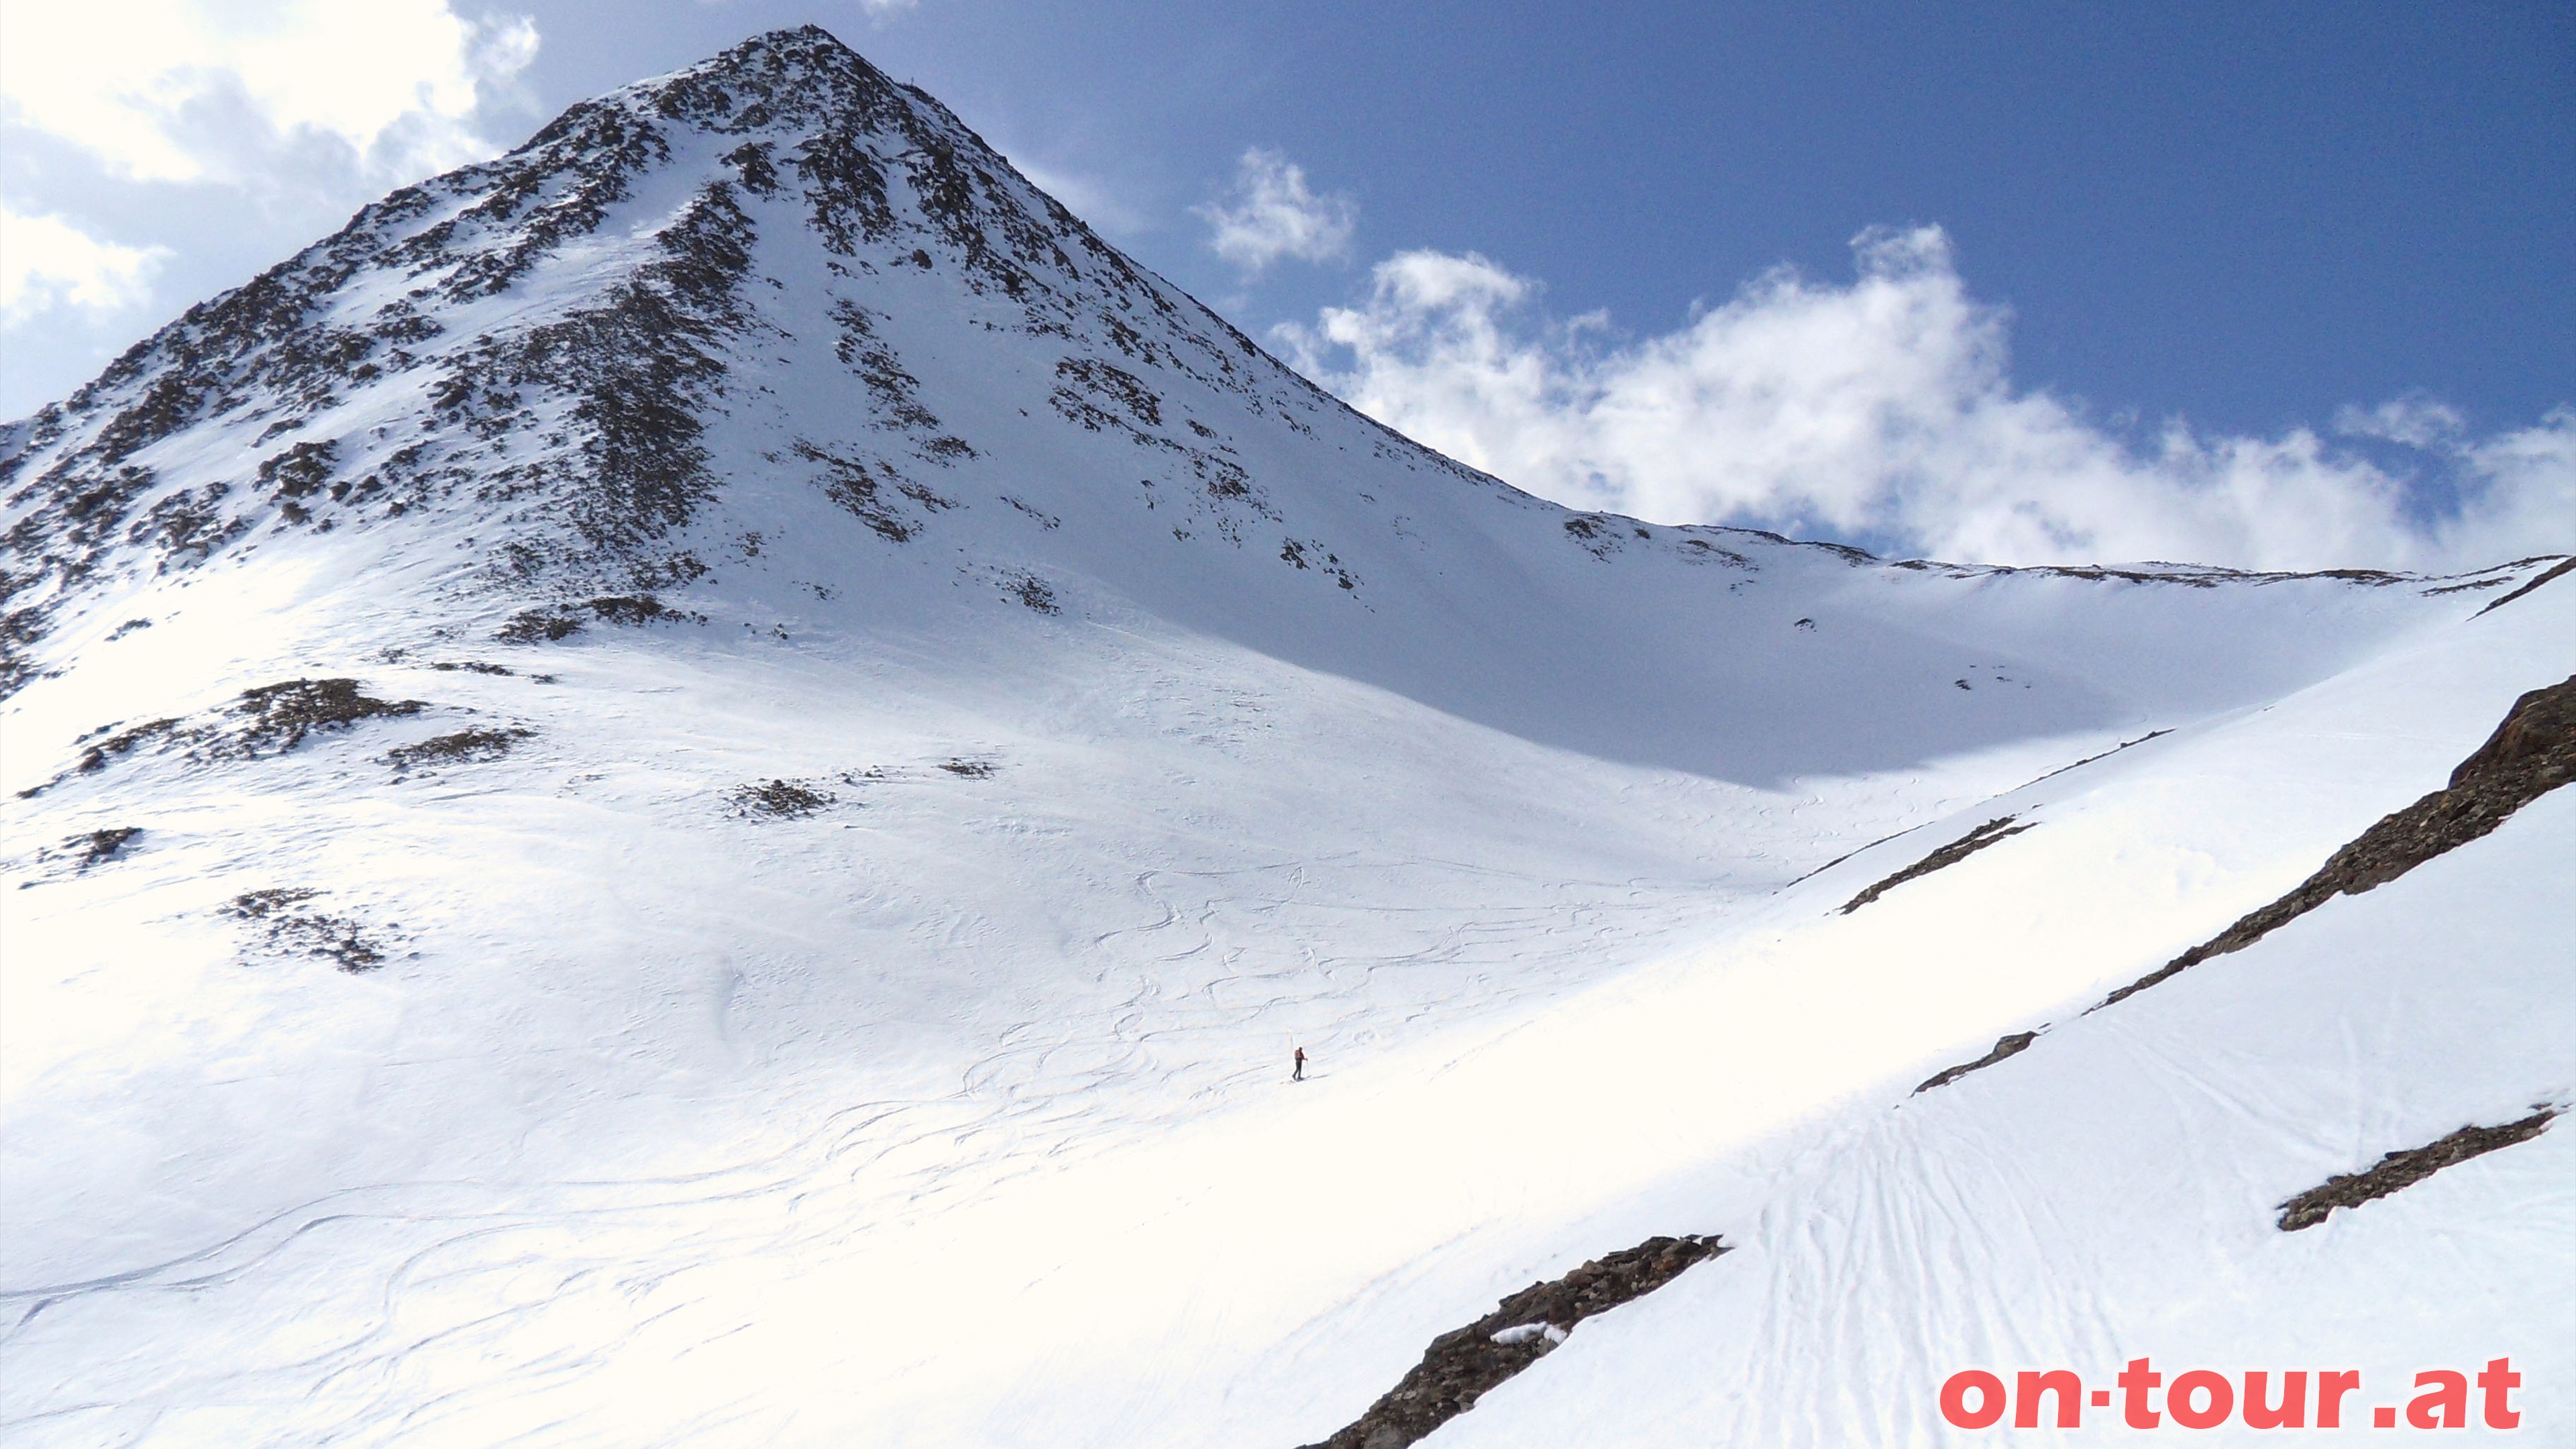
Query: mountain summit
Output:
[[3, 29, 2567, 1449], [5, 25, 1316, 635]]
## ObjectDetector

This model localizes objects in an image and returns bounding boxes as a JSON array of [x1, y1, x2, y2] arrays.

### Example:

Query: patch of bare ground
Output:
[[1301, 1235, 1728, 1449], [232, 678, 425, 753], [22, 680, 429, 796], [1008, 573, 1059, 614], [224, 888, 392, 972], [2096, 674, 2574, 1011], [497, 593, 706, 643], [386, 727, 532, 773], [70, 826, 142, 867], [938, 757, 996, 778], [74, 718, 179, 774], [25, 826, 146, 871], [733, 777, 835, 816], [1839, 814, 2033, 914], [2277, 1108, 2559, 1231]]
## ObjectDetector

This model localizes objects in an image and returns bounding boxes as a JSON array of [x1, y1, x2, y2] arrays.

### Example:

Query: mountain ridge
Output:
[[1, 23, 2485, 776], [2, 25, 1368, 684]]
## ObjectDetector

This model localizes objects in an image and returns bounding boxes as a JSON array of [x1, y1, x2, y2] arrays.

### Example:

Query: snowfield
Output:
[[3, 28, 2569, 1448]]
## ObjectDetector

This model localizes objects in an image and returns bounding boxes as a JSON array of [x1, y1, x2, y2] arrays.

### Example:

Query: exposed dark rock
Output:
[[1682, 538, 1753, 568], [1000, 496, 1060, 529], [225, 888, 390, 972], [1053, 356, 1162, 429], [1915, 1031, 2039, 1095], [1009, 574, 1058, 614], [232, 679, 426, 755], [586, 594, 692, 627], [498, 594, 705, 643], [1302, 1234, 1729, 1449], [2019, 728, 2171, 791], [76, 718, 179, 773], [831, 301, 941, 432], [498, 607, 588, 643], [1562, 515, 1618, 559], [2472, 556, 2573, 617], [796, 441, 939, 543], [734, 777, 834, 816], [2277, 1109, 2559, 1231], [257, 439, 339, 502], [387, 727, 532, 772], [68, 826, 142, 869], [1839, 815, 2033, 915]]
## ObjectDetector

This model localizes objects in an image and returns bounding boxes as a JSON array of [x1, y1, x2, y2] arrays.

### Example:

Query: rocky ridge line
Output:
[[1913, 674, 2575, 1095], [1300, 1234, 1728, 1449]]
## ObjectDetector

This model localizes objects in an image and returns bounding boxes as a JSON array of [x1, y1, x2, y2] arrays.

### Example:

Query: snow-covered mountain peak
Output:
[[0, 22, 1325, 682]]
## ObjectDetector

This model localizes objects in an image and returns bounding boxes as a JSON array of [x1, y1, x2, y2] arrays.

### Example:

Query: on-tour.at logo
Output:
[[1939, 1357, 2524, 1432]]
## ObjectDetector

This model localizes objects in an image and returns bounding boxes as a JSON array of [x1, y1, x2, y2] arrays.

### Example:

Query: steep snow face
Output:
[[1, 25, 2567, 1449]]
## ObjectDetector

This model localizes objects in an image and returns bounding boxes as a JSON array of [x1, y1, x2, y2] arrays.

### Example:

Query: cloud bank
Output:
[[1282, 227, 2571, 572], [0, 0, 537, 185], [0, 0, 537, 345], [0, 207, 169, 325], [1198, 148, 1356, 275]]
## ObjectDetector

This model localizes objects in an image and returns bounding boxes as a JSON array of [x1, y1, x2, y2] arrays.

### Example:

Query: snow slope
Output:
[[2, 26, 2569, 1448], [1424, 606, 2576, 1448]]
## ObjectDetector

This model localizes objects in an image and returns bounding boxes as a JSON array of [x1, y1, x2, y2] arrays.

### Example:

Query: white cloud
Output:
[[2333, 395, 2464, 449], [0, 0, 539, 184], [0, 206, 170, 323], [1281, 227, 2573, 572], [1197, 148, 1356, 275]]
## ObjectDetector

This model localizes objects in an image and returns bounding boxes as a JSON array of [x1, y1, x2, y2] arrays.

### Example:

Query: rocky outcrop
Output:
[[2098, 674, 2575, 1010], [1302, 1234, 1727, 1449], [2277, 1108, 2559, 1231], [1840, 814, 2033, 915], [1915, 675, 2573, 1095]]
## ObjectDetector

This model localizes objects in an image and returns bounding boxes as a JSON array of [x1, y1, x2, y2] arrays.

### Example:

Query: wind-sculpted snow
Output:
[[1, 25, 2570, 1449]]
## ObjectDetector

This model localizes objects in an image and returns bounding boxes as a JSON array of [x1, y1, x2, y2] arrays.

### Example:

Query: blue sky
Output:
[[4, 2, 2568, 566]]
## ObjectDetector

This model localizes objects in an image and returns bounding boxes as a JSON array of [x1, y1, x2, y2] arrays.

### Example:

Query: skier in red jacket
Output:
[[1293, 1046, 1307, 1082]]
